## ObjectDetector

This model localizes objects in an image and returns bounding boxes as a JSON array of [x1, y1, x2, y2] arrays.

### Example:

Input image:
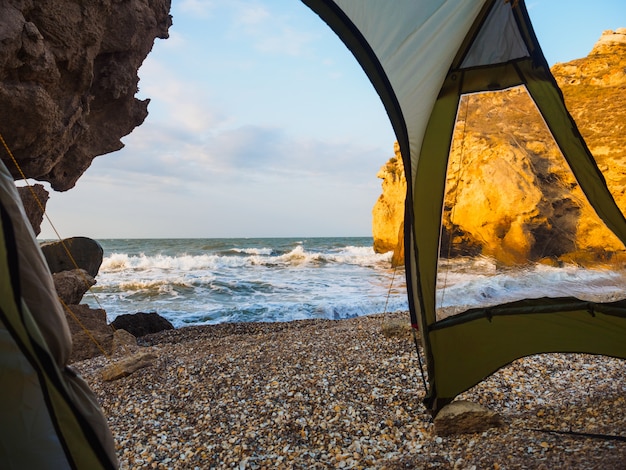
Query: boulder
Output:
[[64, 305, 143, 363], [41, 236, 104, 277], [110, 329, 139, 357], [64, 304, 114, 363], [111, 312, 174, 337], [17, 184, 48, 236], [52, 268, 95, 305], [433, 400, 503, 436]]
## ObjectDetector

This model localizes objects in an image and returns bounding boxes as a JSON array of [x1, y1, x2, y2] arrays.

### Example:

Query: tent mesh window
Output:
[[436, 86, 626, 322]]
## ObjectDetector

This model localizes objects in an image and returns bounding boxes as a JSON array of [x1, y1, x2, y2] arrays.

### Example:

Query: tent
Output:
[[1, 4, 623, 466], [0, 154, 117, 467], [304, 0, 626, 413]]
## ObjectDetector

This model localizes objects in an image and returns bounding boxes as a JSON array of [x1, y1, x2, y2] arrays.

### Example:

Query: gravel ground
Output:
[[74, 311, 626, 469]]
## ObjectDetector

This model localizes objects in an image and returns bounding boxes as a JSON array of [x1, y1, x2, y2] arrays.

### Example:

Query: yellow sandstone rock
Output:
[[373, 32, 626, 267]]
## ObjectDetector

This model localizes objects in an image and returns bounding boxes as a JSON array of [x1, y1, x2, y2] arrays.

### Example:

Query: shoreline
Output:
[[75, 311, 626, 469]]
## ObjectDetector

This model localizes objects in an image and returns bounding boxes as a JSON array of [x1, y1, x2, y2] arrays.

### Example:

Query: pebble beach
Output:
[[75, 311, 626, 469]]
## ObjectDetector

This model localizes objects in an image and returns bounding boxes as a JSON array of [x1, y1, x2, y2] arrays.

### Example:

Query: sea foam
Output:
[[88, 238, 626, 328]]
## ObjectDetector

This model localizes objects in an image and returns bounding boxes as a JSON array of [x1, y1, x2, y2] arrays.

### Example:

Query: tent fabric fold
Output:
[[304, 0, 626, 414], [0, 158, 117, 469]]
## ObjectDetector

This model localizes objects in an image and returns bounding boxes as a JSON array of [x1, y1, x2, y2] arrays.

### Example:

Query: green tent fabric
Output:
[[0, 158, 117, 468], [304, 0, 626, 414]]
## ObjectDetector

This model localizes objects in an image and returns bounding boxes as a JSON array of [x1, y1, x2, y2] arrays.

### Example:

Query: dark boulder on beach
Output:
[[111, 312, 174, 337], [41, 236, 104, 277]]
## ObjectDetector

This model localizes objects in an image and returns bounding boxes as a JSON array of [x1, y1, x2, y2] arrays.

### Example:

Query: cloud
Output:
[[96, 116, 386, 199], [252, 26, 316, 57], [229, 2, 316, 57], [156, 30, 187, 51], [179, 0, 216, 17], [235, 2, 270, 25], [138, 58, 228, 135], [38, 0, 393, 239], [205, 125, 285, 166]]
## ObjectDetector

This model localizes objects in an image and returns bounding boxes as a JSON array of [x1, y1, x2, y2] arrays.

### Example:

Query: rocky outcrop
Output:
[[373, 30, 626, 266], [590, 28, 626, 55], [52, 268, 95, 305], [65, 304, 114, 362], [372, 142, 406, 267], [41, 236, 104, 277], [17, 184, 48, 236], [0, 0, 171, 191], [0, 2, 173, 364]]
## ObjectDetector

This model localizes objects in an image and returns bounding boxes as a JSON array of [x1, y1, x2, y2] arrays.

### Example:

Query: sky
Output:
[[35, 0, 626, 239]]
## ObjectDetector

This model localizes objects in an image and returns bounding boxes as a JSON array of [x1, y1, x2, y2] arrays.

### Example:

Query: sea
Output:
[[86, 237, 408, 327], [84, 237, 626, 328]]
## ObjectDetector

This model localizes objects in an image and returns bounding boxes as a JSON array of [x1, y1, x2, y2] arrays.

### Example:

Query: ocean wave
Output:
[[100, 252, 244, 272], [436, 262, 626, 319], [88, 237, 406, 326], [167, 298, 410, 327], [230, 247, 274, 256], [258, 245, 392, 267], [116, 279, 196, 291], [324, 245, 393, 266], [100, 244, 392, 273]]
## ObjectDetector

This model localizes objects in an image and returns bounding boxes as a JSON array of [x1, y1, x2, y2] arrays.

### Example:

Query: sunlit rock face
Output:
[[373, 30, 626, 266], [0, 0, 172, 191], [372, 142, 406, 267]]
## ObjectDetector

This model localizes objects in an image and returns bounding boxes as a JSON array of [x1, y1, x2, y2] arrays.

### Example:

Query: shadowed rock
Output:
[[0, 0, 172, 191], [17, 184, 48, 236], [65, 304, 114, 363], [52, 268, 95, 305], [111, 312, 174, 337], [41, 236, 104, 277]]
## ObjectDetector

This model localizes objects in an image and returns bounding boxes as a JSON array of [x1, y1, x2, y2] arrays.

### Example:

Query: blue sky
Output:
[[37, 0, 626, 239]]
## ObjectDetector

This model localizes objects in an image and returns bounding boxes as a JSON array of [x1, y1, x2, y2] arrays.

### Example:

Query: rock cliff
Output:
[[372, 142, 406, 266], [0, 0, 171, 191], [373, 29, 626, 266]]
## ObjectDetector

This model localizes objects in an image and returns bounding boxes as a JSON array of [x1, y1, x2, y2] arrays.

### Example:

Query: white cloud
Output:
[[179, 0, 216, 17], [230, 2, 316, 57], [139, 58, 227, 135], [156, 30, 187, 50], [253, 26, 315, 57], [235, 2, 270, 25], [104, 115, 386, 198]]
